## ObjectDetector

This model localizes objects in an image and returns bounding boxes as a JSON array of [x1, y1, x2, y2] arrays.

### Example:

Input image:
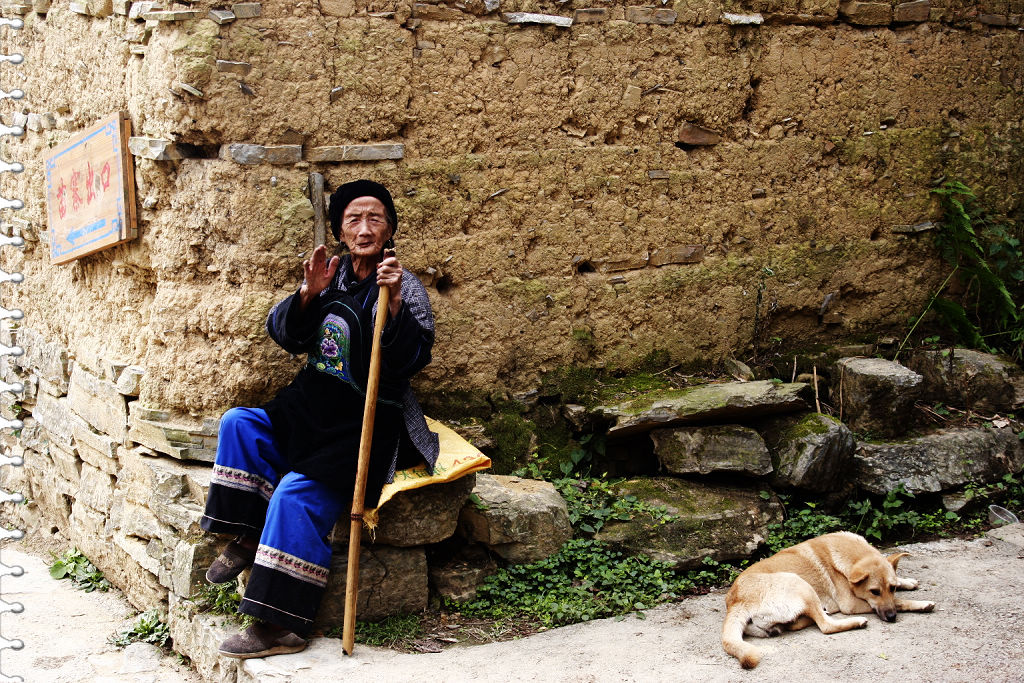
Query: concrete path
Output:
[[2, 525, 1024, 682], [0, 543, 200, 683]]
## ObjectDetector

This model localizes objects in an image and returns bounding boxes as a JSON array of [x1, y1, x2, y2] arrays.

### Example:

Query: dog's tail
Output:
[[721, 607, 761, 669]]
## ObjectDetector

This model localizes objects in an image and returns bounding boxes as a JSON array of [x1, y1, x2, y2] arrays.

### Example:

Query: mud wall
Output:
[[0, 0, 1022, 420]]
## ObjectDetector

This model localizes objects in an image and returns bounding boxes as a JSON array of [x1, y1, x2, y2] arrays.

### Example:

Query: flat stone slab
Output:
[[597, 380, 809, 438], [594, 477, 783, 570], [854, 426, 1024, 495]]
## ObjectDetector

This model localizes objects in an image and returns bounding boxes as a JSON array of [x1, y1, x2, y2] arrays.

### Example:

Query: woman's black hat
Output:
[[327, 179, 398, 242]]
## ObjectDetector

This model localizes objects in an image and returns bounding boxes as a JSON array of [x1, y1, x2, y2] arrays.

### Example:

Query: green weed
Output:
[[325, 614, 424, 647], [192, 579, 242, 616], [49, 549, 111, 593], [460, 539, 731, 627], [109, 609, 171, 649]]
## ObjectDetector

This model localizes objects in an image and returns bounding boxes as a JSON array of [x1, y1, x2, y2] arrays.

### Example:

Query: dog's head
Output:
[[848, 551, 908, 622]]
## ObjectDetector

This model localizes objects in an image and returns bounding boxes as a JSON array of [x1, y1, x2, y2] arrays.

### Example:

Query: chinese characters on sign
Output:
[[43, 112, 137, 264]]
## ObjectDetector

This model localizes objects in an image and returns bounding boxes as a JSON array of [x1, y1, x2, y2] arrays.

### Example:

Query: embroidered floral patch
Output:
[[310, 314, 351, 381]]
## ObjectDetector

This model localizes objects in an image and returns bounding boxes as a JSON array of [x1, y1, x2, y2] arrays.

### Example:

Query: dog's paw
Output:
[[899, 578, 920, 590], [921, 601, 935, 612], [853, 617, 869, 629]]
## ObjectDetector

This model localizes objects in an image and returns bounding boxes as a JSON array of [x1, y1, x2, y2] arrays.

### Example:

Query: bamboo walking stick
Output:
[[342, 249, 393, 656]]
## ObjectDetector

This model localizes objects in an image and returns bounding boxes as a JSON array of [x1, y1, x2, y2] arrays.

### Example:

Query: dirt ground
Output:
[[2, 526, 1023, 682]]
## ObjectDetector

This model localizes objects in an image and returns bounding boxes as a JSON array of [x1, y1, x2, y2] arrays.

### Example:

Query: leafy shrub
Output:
[[918, 181, 1023, 359], [49, 548, 111, 593]]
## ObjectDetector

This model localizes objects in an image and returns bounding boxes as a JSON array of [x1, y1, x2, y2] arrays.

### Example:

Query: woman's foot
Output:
[[218, 622, 308, 659], [205, 537, 257, 584]]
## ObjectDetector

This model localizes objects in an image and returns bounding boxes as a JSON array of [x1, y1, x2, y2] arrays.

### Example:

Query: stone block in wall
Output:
[[651, 424, 773, 477], [833, 358, 922, 438], [677, 122, 721, 146], [345, 143, 404, 161], [332, 474, 476, 547], [650, 245, 704, 267], [115, 365, 145, 397], [6, 325, 69, 392], [894, 0, 930, 22], [625, 6, 677, 24], [108, 497, 164, 544], [117, 447, 209, 534], [68, 365, 128, 444], [593, 252, 649, 273], [69, 1, 88, 14], [220, 143, 266, 165], [854, 427, 1024, 495], [29, 394, 78, 451], [458, 474, 571, 564], [112, 0, 129, 14], [595, 478, 784, 570], [72, 419, 118, 475], [47, 440, 82, 487], [414, 2, 469, 20], [216, 59, 251, 76], [71, 500, 167, 611], [839, 0, 893, 24], [760, 412, 856, 493], [208, 8, 235, 23], [573, 7, 607, 23], [128, 0, 157, 18], [142, 9, 198, 20], [906, 349, 1024, 413], [128, 403, 217, 462], [33, 462, 76, 530], [265, 145, 302, 165], [126, 137, 187, 161], [166, 536, 220, 597], [87, 0, 112, 17], [503, 11, 573, 26], [77, 462, 116, 514], [315, 545, 428, 627], [231, 2, 261, 18], [167, 594, 243, 683]]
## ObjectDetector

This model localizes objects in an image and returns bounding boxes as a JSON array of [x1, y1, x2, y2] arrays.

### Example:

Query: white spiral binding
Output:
[[0, 16, 25, 683]]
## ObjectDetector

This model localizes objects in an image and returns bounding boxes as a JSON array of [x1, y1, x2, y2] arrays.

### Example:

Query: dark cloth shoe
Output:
[[205, 539, 257, 584], [218, 622, 308, 659]]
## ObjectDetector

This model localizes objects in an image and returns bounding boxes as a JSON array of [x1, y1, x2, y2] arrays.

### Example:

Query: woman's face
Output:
[[341, 196, 392, 260]]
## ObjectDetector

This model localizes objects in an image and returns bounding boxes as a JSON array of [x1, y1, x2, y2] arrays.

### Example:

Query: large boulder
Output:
[[596, 380, 809, 438], [651, 424, 772, 477], [458, 474, 572, 564], [832, 358, 922, 437], [854, 426, 1024, 495], [315, 545, 428, 627], [906, 348, 1024, 413], [594, 478, 783, 570], [759, 412, 857, 492], [331, 474, 476, 547]]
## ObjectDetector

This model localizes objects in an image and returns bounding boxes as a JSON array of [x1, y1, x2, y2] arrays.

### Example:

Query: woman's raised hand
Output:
[[299, 245, 339, 310]]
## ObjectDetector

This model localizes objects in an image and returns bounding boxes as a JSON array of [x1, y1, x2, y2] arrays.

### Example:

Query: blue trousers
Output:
[[200, 407, 347, 635]]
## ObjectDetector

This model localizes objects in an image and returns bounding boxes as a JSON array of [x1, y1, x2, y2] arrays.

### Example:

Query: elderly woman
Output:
[[199, 179, 438, 659]]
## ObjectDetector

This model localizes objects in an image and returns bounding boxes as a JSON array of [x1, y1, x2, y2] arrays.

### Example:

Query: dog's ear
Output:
[[887, 552, 909, 570], [848, 565, 869, 584]]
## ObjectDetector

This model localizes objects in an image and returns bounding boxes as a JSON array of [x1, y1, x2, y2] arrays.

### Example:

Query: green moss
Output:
[[484, 412, 535, 475], [780, 413, 835, 441]]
